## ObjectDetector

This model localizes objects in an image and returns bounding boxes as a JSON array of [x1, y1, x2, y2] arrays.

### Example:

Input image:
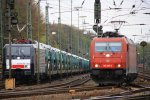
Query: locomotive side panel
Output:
[[90, 39, 95, 69]]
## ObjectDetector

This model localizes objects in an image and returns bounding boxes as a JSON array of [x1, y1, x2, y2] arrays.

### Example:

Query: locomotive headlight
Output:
[[117, 64, 121, 68], [106, 54, 110, 57], [95, 64, 99, 68]]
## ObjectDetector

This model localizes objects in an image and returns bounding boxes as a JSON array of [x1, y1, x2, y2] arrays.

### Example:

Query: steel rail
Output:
[[0, 75, 90, 92], [88, 85, 150, 100], [0, 76, 91, 99], [84, 83, 150, 100], [89, 94, 150, 100], [0, 80, 4, 89], [138, 73, 150, 80]]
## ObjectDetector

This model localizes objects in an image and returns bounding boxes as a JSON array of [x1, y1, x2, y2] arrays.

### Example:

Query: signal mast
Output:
[[93, 0, 103, 37], [93, 0, 124, 38]]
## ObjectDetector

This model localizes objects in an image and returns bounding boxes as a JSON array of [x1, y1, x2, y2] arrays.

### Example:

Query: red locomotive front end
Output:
[[90, 37, 127, 69], [90, 36, 137, 85]]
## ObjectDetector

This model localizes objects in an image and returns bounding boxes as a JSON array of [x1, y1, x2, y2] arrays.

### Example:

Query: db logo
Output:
[[106, 60, 110, 62]]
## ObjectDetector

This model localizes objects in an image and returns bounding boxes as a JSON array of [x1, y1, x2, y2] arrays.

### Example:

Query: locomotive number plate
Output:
[[102, 64, 113, 68]]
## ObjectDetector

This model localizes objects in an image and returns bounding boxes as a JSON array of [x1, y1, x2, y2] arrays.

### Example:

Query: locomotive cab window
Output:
[[6, 46, 31, 56], [95, 42, 122, 52], [95, 42, 107, 52], [108, 42, 122, 52]]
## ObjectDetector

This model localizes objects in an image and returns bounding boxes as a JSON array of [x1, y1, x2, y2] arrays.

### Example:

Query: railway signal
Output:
[[10, 12, 18, 25], [6, 0, 15, 9], [93, 0, 103, 37], [93, 25, 103, 37], [94, 0, 101, 24], [6, 0, 18, 25], [140, 41, 147, 47], [140, 41, 147, 73]]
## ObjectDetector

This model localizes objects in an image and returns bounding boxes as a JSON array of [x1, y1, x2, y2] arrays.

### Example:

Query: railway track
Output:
[[0, 74, 90, 89], [138, 73, 150, 81], [87, 84, 150, 100], [0, 75, 91, 99], [0, 76, 150, 99], [0, 72, 150, 99], [59, 83, 150, 100], [90, 94, 150, 100], [0, 84, 118, 99], [0, 80, 4, 89], [138, 67, 150, 74]]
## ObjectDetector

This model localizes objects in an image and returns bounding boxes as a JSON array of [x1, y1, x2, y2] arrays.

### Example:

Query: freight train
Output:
[[90, 31, 137, 85], [2, 40, 89, 80]]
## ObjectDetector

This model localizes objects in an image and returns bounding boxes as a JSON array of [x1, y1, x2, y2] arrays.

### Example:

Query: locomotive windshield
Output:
[[95, 42, 122, 52], [6, 46, 31, 56]]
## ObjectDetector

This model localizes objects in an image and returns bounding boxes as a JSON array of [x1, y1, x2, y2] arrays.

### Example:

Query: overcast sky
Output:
[[39, 0, 150, 43]]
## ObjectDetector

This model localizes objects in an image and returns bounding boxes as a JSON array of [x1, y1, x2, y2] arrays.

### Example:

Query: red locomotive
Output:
[[90, 32, 137, 85]]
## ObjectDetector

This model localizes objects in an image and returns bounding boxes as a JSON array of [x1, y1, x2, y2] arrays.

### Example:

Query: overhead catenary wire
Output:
[[119, 0, 124, 7], [81, 0, 85, 7], [44, 0, 150, 37]]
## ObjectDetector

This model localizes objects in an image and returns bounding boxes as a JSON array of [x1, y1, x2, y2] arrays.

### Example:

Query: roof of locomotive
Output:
[[91, 31, 130, 43], [4, 41, 52, 50], [4, 44, 35, 47], [94, 31, 124, 38], [92, 36, 127, 42], [91, 35, 135, 45]]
